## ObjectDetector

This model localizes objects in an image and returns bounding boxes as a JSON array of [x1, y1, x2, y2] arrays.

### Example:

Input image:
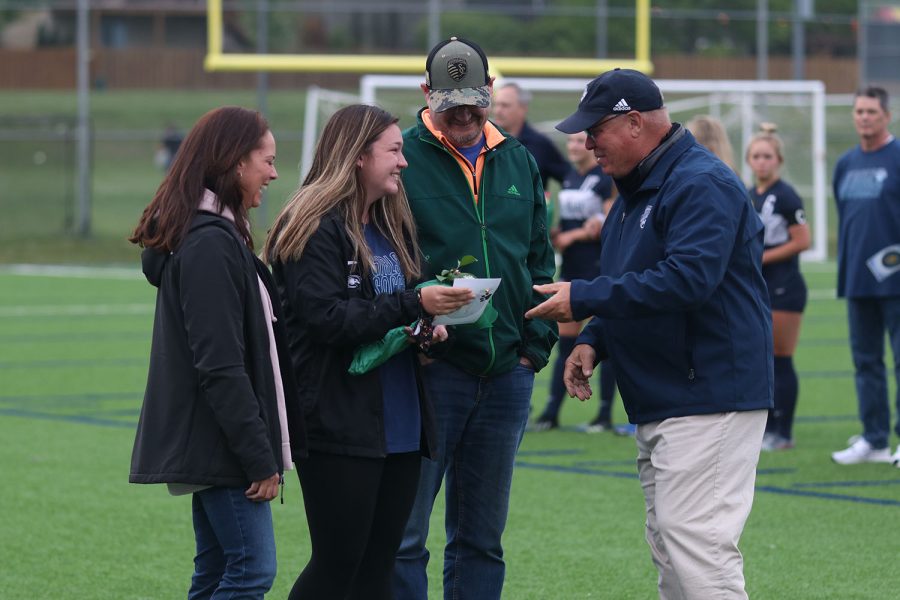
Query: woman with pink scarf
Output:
[[129, 106, 306, 600]]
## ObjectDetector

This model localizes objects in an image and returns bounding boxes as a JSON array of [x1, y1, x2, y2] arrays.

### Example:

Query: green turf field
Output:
[[1, 261, 898, 599]]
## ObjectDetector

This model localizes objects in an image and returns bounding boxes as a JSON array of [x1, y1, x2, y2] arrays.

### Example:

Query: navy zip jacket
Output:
[[572, 126, 773, 424]]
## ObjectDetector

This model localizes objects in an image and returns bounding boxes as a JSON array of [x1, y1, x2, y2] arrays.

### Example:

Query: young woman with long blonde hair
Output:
[[264, 104, 471, 599]]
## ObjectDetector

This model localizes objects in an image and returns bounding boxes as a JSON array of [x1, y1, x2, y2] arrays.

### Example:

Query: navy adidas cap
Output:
[[556, 68, 664, 134]]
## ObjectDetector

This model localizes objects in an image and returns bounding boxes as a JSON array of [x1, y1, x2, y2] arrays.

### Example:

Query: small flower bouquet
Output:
[[348, 256, 497, 375]]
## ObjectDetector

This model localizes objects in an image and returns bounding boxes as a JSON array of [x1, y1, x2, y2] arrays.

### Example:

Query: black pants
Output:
[[289, 451, 421, 600]]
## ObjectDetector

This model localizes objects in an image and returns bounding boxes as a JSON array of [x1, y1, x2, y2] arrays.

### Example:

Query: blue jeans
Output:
[[847, 297, 900, 449], [189, 487, 277, 600], [393, 360, 535, 600]]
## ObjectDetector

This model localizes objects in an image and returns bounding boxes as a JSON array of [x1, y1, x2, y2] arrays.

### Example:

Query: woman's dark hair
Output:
[[130, 106, 269, 251]]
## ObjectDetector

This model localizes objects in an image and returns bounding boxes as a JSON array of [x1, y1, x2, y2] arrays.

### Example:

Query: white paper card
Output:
[[866, 244, 900, 283], [433, 278, 502, 326]]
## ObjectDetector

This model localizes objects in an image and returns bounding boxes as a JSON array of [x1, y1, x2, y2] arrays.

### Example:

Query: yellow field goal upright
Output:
[[204, 0, 653, 77]]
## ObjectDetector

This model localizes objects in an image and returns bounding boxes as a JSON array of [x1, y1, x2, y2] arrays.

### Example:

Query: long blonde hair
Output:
[[263, 105, 420, 280], [686, 114, 736, 172]]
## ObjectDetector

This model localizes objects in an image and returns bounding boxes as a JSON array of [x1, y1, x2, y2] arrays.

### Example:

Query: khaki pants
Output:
[[636, 410, 767, 600]]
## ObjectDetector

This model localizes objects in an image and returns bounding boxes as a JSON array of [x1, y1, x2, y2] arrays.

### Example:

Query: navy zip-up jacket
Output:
[[572, 126, 773, 424]]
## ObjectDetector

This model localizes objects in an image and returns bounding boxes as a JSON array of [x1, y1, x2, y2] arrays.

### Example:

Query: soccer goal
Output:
[[300, 86, 365, 180], [358, 75, 828, 262]]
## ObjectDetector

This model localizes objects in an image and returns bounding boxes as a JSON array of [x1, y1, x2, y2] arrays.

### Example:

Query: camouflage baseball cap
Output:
[[425, 37, 491, 113]]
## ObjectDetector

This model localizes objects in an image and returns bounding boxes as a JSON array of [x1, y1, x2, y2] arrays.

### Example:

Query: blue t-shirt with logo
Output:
[[833, 138, 900, 298], [363, 224, 421, 454]]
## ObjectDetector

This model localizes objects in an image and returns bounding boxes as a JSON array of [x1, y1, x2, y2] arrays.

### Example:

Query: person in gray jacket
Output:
[[527, 69, 772, 600]]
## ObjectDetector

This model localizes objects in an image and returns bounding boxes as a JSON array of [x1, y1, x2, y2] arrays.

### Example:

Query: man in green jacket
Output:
[[392, 37, 558, 600]]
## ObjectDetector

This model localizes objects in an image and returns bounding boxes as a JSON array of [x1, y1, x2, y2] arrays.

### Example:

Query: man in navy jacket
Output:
[[492, 82, 570, 190], [527, 69, 773, 599]]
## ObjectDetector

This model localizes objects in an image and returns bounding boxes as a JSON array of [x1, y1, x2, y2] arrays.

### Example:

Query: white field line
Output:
[[0, 304, 153, 318], [0, 264, 142, 280]]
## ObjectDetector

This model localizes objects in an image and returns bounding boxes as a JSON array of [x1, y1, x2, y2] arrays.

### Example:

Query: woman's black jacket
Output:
[[130, 212, 307, 487], [271, 212, 438, 459]]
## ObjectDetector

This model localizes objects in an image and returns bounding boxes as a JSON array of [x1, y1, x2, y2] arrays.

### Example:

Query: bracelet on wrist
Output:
[[416, 288, 430, 317]]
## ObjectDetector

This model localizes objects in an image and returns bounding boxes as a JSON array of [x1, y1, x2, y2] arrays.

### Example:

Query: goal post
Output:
[[360, 75, 828, 262], [300, 86, 364, 180], [204, 0, 653, 77]]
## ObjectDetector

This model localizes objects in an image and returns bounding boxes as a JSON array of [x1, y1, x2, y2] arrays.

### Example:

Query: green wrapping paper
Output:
[[348, 260, 498, 375]]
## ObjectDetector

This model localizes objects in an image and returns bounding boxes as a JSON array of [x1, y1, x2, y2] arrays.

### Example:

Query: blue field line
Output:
[[0, 392, 142, 411], [573, 459, 638, 467], [756, 468, 797, 475], [515, 456, 899, 506], [0, 357, 147, 369], [94, 407, 141, 417], [0, 407, 136, 428], [517, 449, 585, 457], [515, 460, 638, 480], [793, 479, 900, 489], [755, 485, 900, 507]]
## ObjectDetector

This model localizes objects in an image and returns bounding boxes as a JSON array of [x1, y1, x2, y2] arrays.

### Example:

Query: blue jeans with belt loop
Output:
[[189, 486, 276, 600], [393, 360, 535, 600]]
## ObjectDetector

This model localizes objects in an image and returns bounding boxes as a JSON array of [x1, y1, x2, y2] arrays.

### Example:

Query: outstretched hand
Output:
[[525, 282, 573, 322], [564, 344, 597, 401]]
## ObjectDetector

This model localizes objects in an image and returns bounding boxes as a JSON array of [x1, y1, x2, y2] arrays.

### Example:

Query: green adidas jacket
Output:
[[401, 109, 558, 376]]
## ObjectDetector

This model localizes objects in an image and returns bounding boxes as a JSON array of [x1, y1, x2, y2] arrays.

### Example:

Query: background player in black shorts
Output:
[[531, 131, 617, 432], [746, 123, 811, 451]]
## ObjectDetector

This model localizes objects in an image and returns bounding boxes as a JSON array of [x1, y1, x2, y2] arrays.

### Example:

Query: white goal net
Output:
[[356, 75, 829, 262]]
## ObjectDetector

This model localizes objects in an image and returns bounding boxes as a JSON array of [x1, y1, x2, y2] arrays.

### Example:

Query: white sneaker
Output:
[[892, 446, 900, 467], [831, 438, 892, 465]]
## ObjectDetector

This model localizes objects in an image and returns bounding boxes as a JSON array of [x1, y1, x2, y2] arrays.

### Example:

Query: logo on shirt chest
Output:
[[640, 205, 654, 229], [347, 260, 361, 289]]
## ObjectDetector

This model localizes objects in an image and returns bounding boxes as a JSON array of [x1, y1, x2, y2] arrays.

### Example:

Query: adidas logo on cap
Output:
[[613, 98, 631, 112], [555, 69, 664, 134]]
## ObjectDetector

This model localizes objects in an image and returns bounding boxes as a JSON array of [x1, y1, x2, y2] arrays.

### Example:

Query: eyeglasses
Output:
[[585, 112, 628, 142]]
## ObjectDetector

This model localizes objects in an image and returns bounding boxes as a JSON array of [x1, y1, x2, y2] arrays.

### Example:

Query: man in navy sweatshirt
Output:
[[830, 86, 900, 467], [527, 68, 773, 600]]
